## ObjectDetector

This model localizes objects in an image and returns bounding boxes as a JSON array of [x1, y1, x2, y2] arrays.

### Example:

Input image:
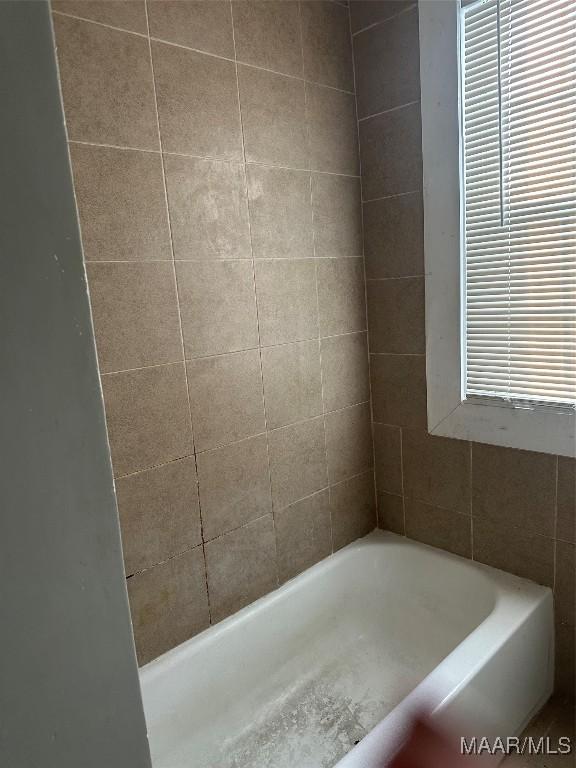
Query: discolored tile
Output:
[[377, 492, 404, 534], [69, 144, 171, 262], [238, 65, 308, 168], [255, 259, 318, 346], [301, 1, 354, 91], [261, 340, 323, 429], [349, 0, 415, 34], [116, 458, 201, 576], [403, 429, 470, 513], [555, 541, 575, 627], [232, 0, 302, 77], [331, 471, 376, 551], [205, 515, 277, 623], [473, 518, 554, 587], [268, 417, 328, 509], [359, 101, 422, 200], [148, 0, 234, 57], [364, 192, 424, 279], [370, 353, 427, 428], [127, 546, 209, 665], [102, 363, 193, 477], [557, 457, 576, 543], [164, 154, 250, 261], [247, 165, 313, 260], [196, 435, 271, 541], [472, 443, 556, 537], [367, 277, 425, 354], [86, 262, 182, 373], [52, 0, 147, 33], [276, 490, 332, 582], [175, 261, 259, 358], [321, 332, 369, 412], [353, 6, 420, 118], [312, 174, 362, 258], [307, 83, 359, 175], [325, 402, 373, 484], [405, 499, 471, 558], [152, 41, 242, 159], [187, 349, 265, 452], [317, 258, 366, 337], [53, 14, 158, 148], [373, 422, 402, 496]]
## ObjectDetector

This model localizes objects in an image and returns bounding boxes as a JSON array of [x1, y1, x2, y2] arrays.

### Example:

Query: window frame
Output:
[[418, 0, 576, 458]]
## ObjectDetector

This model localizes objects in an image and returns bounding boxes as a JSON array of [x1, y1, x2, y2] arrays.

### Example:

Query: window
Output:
[[419, 0, 576, 456]]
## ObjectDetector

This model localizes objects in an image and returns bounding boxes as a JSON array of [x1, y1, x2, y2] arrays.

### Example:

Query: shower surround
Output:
[[52, 0, 374, 665]]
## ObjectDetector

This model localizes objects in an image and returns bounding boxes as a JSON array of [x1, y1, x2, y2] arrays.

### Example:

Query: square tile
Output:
[[373, 422, 402, 495], [557, 457, 575, 543], [301, 1, 354, 91], [321, 332, 369, 412], [472, 443, 556, 537], [87, 262, 182, 373], [255, 259, 318, 346], [359, 102, 422, 200], [402, 429, 470, 513], [268, 417, 328, 509], [555, 541, 575, 626], [232, 0, 302, 77], [176, 261, 259, 358], [370, 353, 427, 428], [102, 363, 193, 477], [317, 257, 366, 337], [331, 471, 376, 550], [127, 546, 209, 665], [197, 435, 272, 541], [325, 402, 373, 484], [205, 515, 277, 623], [53, 1, 147, 33], [152, 41, 242, 158], [364, 192, 424, 279], [247, 165, 313, 259], [70, 144, 171, 262], [275, 490, 332, 582], [367, 277, 425, 354], [473, 519, 554, 587], [187, 350, 265, 451], [312, 174, 362, 257], [377, 492, 405, 534], [261, 340, 323, 429], [148, 0, 234, 57], [405, 499, 471, 558], [54, 14, 158, 148], [164, 154, 250, 260], [307, 83, 359, 175], [353, 7, 420, 118], [238, 65, 308, 168], [116, 457, 201, 575]]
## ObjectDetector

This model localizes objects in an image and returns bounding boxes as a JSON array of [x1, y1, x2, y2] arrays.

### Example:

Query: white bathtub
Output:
[[139, 531, 554, 768]]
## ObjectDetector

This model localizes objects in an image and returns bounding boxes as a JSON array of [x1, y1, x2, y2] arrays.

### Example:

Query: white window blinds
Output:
[[460, 0, 576, 407]]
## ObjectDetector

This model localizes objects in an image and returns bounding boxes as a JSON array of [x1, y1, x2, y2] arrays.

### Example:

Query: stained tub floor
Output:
[[505, 696, 575, 768]]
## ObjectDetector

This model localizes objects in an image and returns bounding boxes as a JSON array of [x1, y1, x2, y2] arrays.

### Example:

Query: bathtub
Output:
[[139, 531, 554, 768]]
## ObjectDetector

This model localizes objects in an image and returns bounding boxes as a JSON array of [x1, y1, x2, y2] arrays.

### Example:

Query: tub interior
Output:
[[141, 534, 496, 768]]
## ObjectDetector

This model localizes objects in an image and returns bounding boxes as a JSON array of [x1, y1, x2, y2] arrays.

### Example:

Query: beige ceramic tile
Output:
[[405, 498, 471, 558], [196, 435, 272, 541], [148, 0, 235, 57], [317, 258, 366, 337], [301, 1, 354, 91], [176, 261, 259, 358], [321, 332, 369, 413], [364, 192, 424, 279], [102, 363, 193, 477], [127, 546, 209, 665], [116, 457, 201, 575], [373, 422, 402, 496], [261, 340, 323, 429], [53, 0, 148, 33], [377, 492, 405, 535], [367, 277, 425, 354], [331, 471, 376, 551], [187, 350, 266, 452], [325, 402, 373, 484], [205, 515, 277, 623], [275, 490, 332, 582], [54, 14, 158, 148], [555, 541, 575, 626], [232, 0, 302, 77], [307, 83, 359, 175], [164, 154, 250, 260], [312, 174, 362, 258], [557, 457, 575, 543], [370, 353, 427, 429]]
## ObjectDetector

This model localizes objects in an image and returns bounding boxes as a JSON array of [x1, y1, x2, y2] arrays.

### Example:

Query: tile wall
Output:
[[52, 0, 375, 665], [350, 0, 575, 696]]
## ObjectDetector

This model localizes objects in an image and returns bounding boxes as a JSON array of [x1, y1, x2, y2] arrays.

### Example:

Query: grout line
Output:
[[351, 2, 418, 38], [358, 98, 421, 124], [370, 351, 425, 358], [366, 274, 426, 282], [87, 255, 364, 265], [553, 455, 559, 592], [143, 0, 213, 625], [363, 189, 422, 204], [125, 539, 206, 580], [399, 428, 407, 535], [469, 442, 475, 560]]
